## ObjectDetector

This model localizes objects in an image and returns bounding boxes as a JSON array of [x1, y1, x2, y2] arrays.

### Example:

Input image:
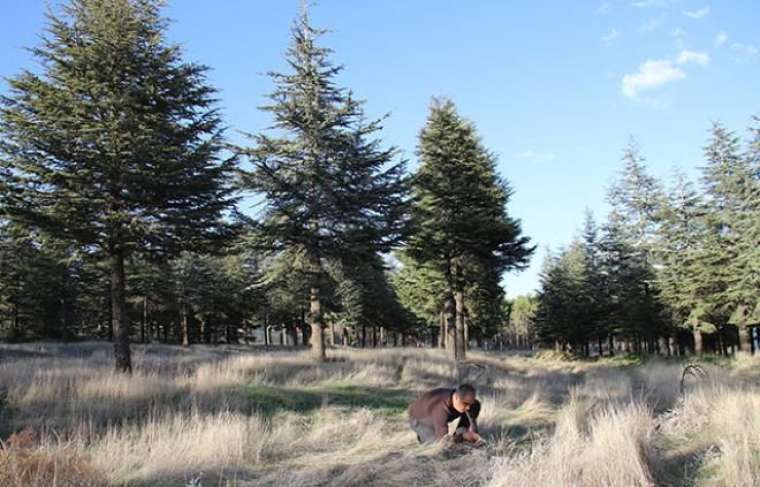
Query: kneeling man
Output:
[[408, 383, 481, 444]]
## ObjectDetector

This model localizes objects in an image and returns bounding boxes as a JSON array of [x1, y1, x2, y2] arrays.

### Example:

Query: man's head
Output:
[[452, 383, 476, 413]]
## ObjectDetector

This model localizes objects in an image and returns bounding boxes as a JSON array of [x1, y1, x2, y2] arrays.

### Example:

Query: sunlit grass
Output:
[[0, 342, 758, 486]]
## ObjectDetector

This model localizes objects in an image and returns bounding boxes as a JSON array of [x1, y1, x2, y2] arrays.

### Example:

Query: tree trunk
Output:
[[692, 328, 703, 355], [738, 325, 752, 354], [110, 248, 132, 373], [330, 322, 336, 347], [439, 312, 445, 348], [12, 299, 19, 334], [463, 310, 470, 352], [444, 294, 457, 361], [454, 288, 466, 361], [179, 300, 190, 347], [393, 332, 398, 347], [379, 326, 385, 347], [372, 326, 377, 348], [142, 296, 148, 343], [309, 284, 326, 360]]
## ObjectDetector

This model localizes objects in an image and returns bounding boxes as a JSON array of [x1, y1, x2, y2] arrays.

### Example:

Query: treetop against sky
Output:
[[1, 0, 758, 297]]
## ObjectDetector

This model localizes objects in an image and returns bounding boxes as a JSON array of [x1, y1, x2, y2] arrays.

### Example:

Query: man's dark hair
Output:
[[456, 384, 476, 398]]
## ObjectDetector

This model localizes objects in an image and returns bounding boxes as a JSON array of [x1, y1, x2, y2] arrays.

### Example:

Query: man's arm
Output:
[[468, 400, 481, 433], [433, 413, 449, 440]]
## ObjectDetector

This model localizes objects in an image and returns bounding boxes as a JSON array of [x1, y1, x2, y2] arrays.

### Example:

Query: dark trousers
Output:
[[409, 419, 437, 444], [409, 416, 474, 444]]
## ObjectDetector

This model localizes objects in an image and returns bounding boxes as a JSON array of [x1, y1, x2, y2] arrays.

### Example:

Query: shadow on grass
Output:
[[244, 384, 414, 416]]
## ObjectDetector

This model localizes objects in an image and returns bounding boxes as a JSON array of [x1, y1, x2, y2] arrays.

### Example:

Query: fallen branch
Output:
[[680, 363, 708, 397]]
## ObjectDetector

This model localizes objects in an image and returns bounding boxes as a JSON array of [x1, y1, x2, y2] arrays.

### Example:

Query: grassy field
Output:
[[0, 343, 759, 486]]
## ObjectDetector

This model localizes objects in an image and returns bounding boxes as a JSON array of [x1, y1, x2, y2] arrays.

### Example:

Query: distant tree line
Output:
[[0, 0, 532, 370], [534, 126, 760, 357]]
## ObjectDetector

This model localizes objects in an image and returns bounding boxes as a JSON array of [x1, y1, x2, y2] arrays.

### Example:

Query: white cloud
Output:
[[517, 151, 557, 161], [602, 28, 620, 44], [715, 31, 728, 46], [622, 59, 686, 98], [683, 6, 711, 18], [677, 50, 711, 67], [731, 42, 759, 60]]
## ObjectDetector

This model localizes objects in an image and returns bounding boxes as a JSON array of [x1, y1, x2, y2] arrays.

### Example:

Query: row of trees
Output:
[[534, 123, 760, 356], [0, 0, 532, 370]]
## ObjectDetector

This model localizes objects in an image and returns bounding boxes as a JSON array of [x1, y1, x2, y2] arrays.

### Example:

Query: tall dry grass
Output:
[[1, 342, 759, 486]]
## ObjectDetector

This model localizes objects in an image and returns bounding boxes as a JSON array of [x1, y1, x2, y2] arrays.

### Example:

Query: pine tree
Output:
[[239, 8, 409, 361], [731, 117, 760, 348], [607, 138, 661, 252], [0, 0, 236, 372], [534, 244, 591, 353], [408, 98, 532, 360], [391, 250, 447, 345], [605, 140, 667, 353], [581, 210, 612, 355], [607, 138, 662, 253], [505, 295, 537, 349], [599, 214, 665, 354], [654, 171, 704, 353], [697, 122, 756, 351]]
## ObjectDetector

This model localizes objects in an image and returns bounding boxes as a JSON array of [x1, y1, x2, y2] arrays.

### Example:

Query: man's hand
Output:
[[462, 431, 481, 443]]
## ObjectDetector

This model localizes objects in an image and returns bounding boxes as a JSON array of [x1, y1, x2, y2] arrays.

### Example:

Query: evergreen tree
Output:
[[696, 122, 757, 351], [654, 171, 704, 352], [607, 138, 662, 253], [581, 210, 611, 354], [604, 140, 667, 353], [328, 253, 412, 347], [505, 294, 537, 349], [533, 249, 564, 349], [0, 0, 236, 372], [239, 8, 409, 361], [465, 263, 508, 345], [599, 215, 665, 354], [408, 99, 532, 360], [391, 250, 447, 345], [534, 244, 591, 353], [730, 117, 760, 346]]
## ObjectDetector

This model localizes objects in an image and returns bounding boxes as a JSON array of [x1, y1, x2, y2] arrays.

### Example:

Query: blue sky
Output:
[[1, 0, 759, 297]]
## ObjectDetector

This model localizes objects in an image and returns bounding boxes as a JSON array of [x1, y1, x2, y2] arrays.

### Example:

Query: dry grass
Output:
[[1, 342, 759, 486]]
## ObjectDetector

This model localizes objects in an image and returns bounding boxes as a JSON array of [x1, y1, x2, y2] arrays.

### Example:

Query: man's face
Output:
[[453, 392, 475, 413]]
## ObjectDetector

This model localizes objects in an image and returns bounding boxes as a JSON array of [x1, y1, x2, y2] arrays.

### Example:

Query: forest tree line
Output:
[[0, 0, 532, 370], [534, 124, 760, 357], [1, 1, 756, 370]]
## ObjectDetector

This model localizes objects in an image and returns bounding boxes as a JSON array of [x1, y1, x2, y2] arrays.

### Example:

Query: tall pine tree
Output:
[[239, 7, 409, 361], [0, 0, 236, 372], [408, 99, 532, 360]]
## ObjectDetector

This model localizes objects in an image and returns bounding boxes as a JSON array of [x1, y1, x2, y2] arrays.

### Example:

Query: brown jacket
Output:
[[407, 388, 480, 439]]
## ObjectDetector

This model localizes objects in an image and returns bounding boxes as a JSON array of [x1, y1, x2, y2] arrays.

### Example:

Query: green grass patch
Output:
[[243, 384, 414, 416]]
